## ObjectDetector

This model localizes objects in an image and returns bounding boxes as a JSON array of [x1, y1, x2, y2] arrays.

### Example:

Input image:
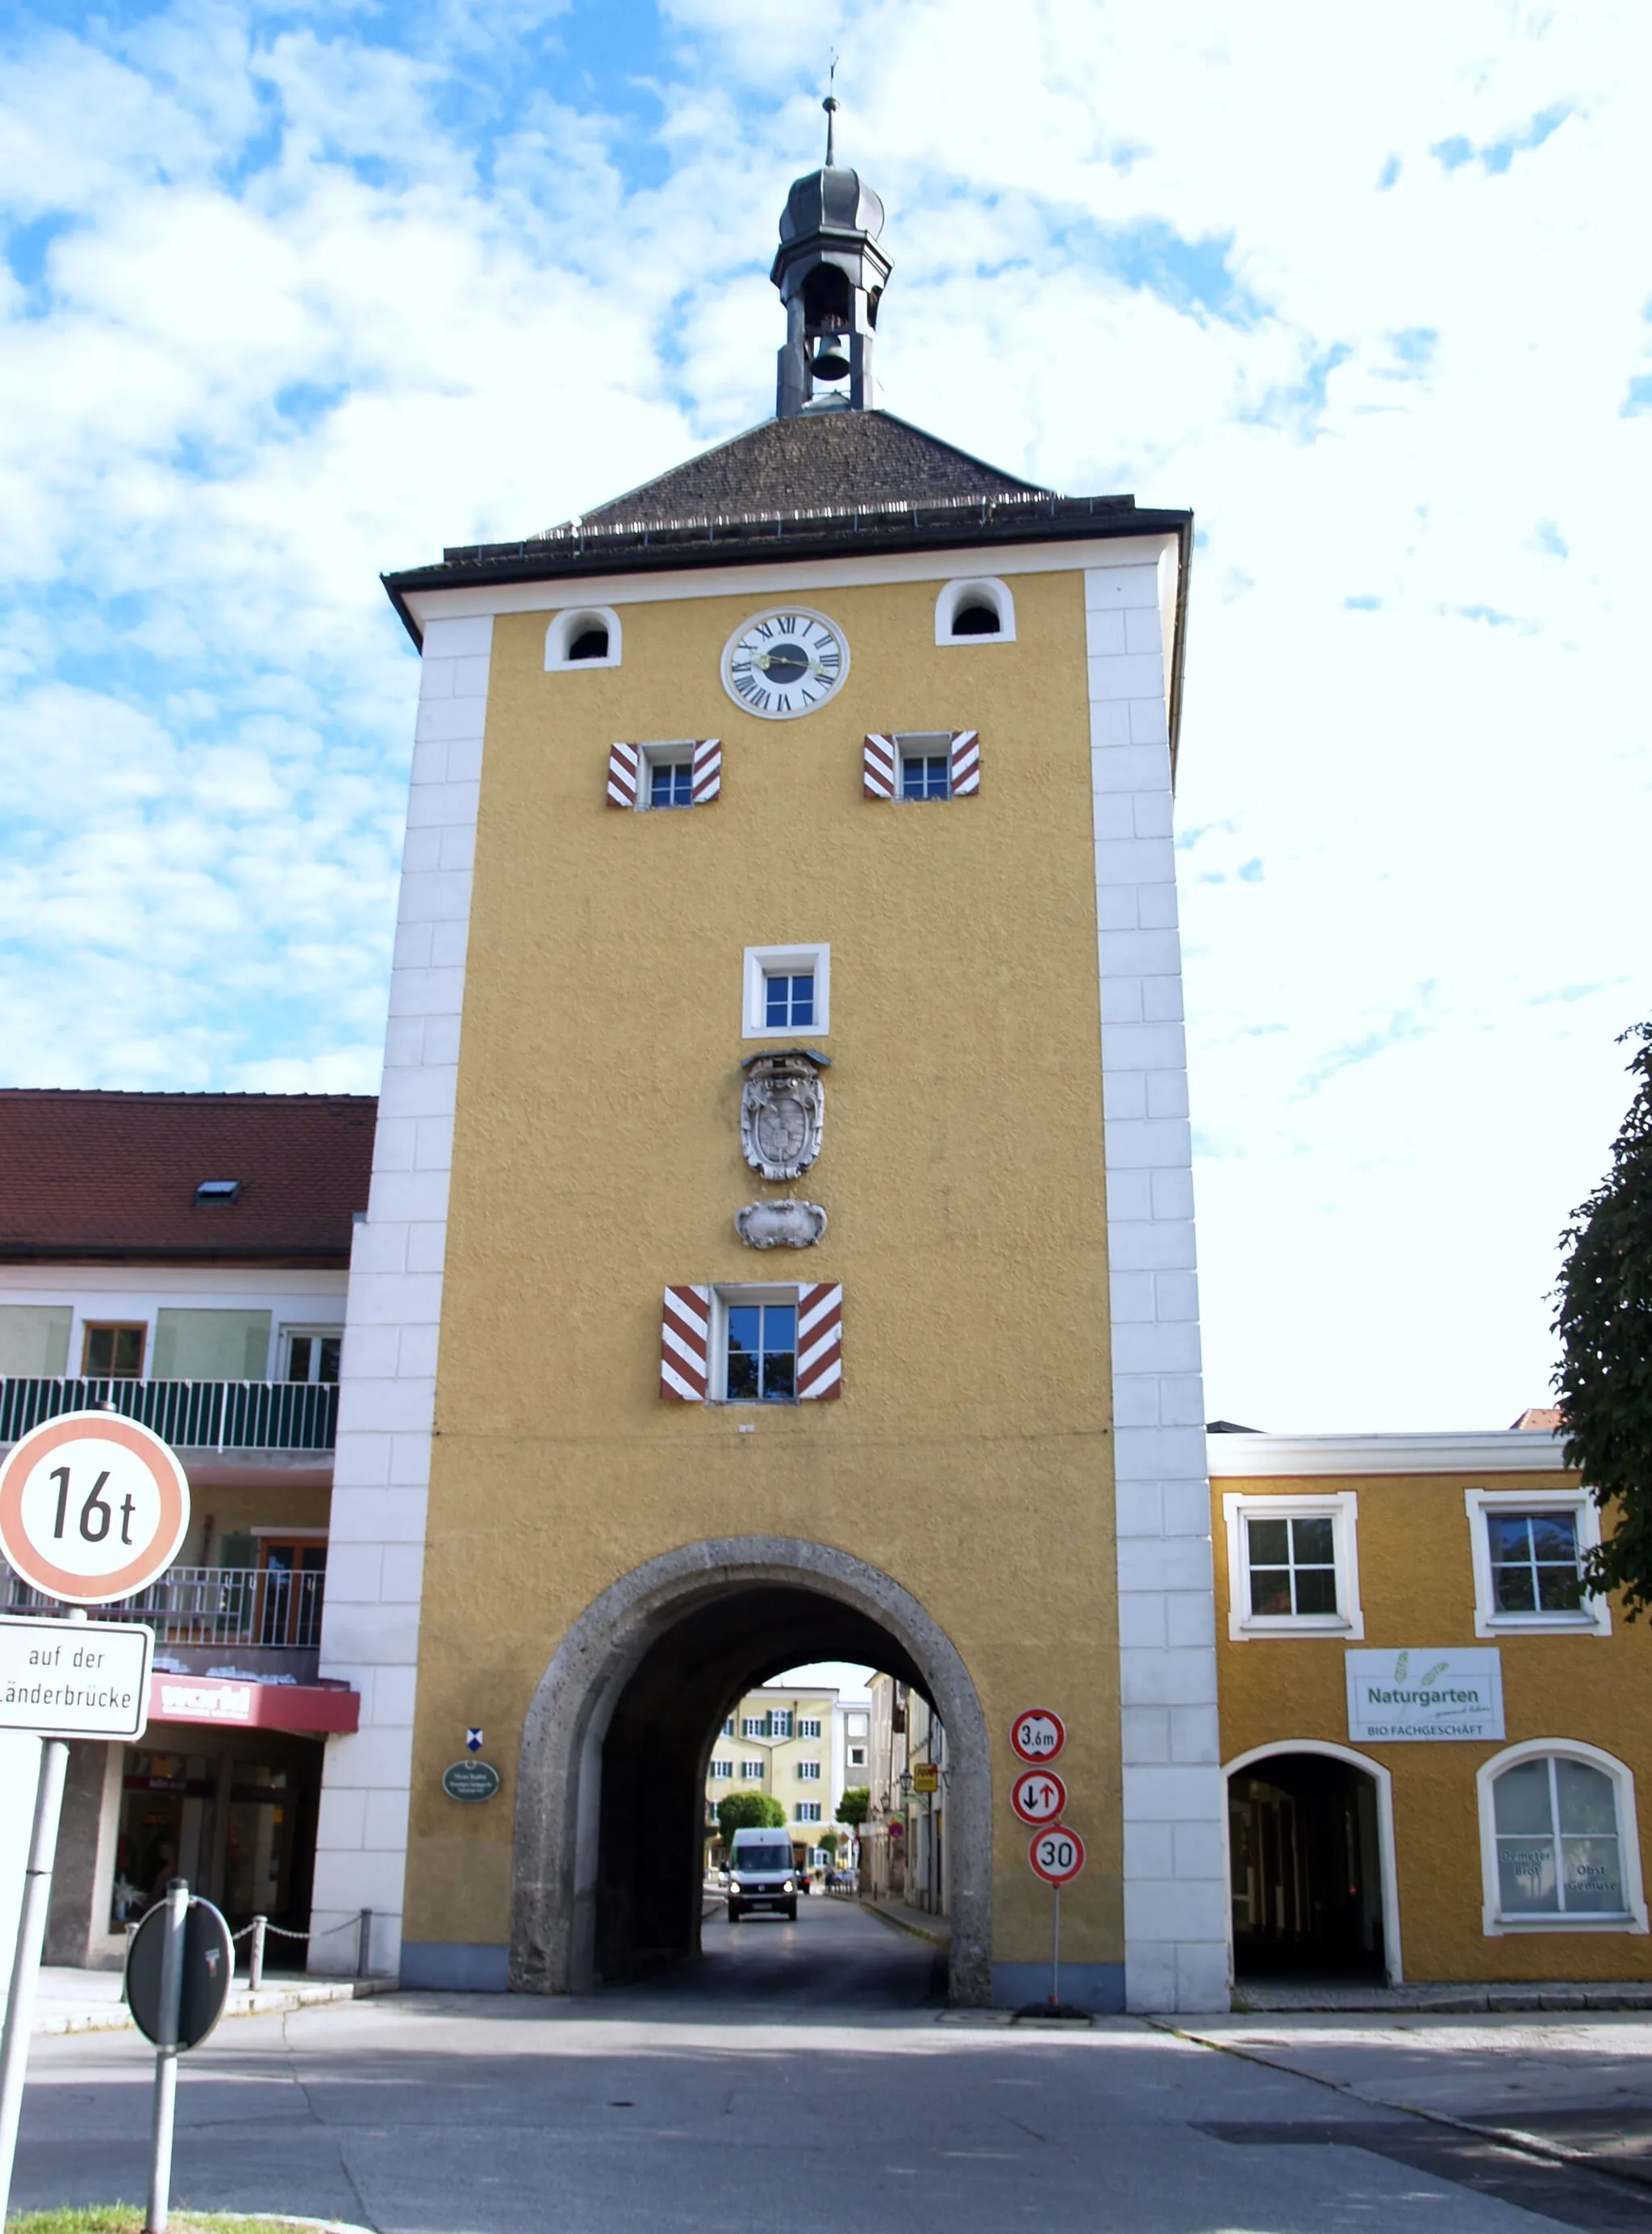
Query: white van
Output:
[[726, 1827, 799, 1923]]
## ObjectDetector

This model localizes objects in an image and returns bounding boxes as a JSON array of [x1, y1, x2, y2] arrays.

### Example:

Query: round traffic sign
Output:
[[1010, 1767, 1068, 1826], [1028, 1825, 1086, 1886], [1010, 1707, 1066, 1764], [125, 1894, 234, 2049], [0, 1410, 190, 1605]]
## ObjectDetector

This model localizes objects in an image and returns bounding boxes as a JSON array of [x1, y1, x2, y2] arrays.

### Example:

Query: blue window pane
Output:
[[764, 1305, 796, 1349], [726, 1348, 760, 1401], [727, 1307, 760, 1354], [763, 1351, 796, 1400], [765, 977, 790, 1025], [791, 975, 814, 1025], [651, 762, 691, 807]]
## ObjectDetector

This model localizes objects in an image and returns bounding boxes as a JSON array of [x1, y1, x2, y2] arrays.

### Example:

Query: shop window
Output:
[[1223, 1492, 1363, 1639], [1478, 1742, 1647, 1933], [1466, 1487, 1610, 1637]]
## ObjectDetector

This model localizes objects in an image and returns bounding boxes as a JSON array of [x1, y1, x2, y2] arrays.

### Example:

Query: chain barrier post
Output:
[[144, 1877, 189, 2234], [248, 1915, 266, 1992], [357, 1909, 373, 1978]]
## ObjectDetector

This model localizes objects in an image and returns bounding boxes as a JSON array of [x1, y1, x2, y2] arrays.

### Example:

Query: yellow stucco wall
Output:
[[403, 567, 1125, 1965], [1215, 1470, 1652, 1981]]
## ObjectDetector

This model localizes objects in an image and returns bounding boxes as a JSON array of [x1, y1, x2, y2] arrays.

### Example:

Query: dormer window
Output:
[[544, 606, 623, 671], [936, 577, 1016, 645], [194, 1180, 240, 1205]]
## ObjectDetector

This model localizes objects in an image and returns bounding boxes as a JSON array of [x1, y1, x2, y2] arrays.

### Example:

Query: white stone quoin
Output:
[[307, 613, 490, 1978], [1087, 555, 1229, 2014]]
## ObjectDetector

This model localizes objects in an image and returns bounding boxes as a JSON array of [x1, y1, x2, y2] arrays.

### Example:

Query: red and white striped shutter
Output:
[[862, 734, 896, 800], [606, 741, 640, 808], [691, 737, 722, 804], [796, 1283, 843, 1401], [949, 729, 980, 796], [661, 1285, 711, 1401]]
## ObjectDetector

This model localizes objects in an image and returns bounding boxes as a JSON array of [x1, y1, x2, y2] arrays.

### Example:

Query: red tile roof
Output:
[[0, 1092, 376, 1263], [1509, 1405, 1565, 1431]]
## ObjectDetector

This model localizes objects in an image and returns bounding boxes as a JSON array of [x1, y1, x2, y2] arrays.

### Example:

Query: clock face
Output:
[[721, 608, 849, 720]]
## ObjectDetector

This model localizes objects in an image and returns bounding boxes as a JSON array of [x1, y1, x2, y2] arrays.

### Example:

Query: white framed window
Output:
[[740, 1760, 765, 1780], [709, 1759, 733, 1780], [1223, 1492, 1363, 1639], [717, 1286, 799, 1404], [740, 1718, 765, 1739], [799, 1718, 822, 1739], [743, 943, 829, 1038], [796, 1801, 823, 1823], [723, 1716, 736, 1735], [769, 1710, 793, 1739], [846, 1714, 868, 1736], [282, 1326, 342, 1384], [848, 1744, 866, 1768], [707, 1799, 721, 1823], [935, 576, 1016, 645], [1477, 1740, 1647, 1935], [798, 1760, 821, 1781], [544, 605, 623, 670], [1466, 1488, 1609, 1638]]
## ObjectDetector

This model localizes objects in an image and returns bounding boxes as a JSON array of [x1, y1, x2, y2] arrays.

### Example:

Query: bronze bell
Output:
[[811, 332, 850, 382]]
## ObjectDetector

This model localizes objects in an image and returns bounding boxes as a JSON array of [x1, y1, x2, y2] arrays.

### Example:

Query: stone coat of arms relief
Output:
[[736, 1050, 828, 1248]]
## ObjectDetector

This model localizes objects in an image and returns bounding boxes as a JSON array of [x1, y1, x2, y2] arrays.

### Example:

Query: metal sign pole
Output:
[[144, 1877, 189, 2234], [1050, 1884, 1062, 2008], [0, 1732, 72, 2226]]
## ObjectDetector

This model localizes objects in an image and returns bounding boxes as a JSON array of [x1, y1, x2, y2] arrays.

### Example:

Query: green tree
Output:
[[819, 1827, 839, 1859], [717, 1789, 786, 1847], [1555, 1023, 1652, 1614], [836, 1785, 870, 1829]]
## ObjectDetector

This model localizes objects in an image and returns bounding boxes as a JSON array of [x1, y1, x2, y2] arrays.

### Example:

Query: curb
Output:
[[31, 1976, 397, 2038], [859, 1898, 950, 1952]]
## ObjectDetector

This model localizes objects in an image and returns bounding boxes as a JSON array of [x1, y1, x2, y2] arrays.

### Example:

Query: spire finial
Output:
[[823, 53, 838, 166]]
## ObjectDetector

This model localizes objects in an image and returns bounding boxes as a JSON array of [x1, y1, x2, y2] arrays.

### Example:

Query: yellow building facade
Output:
[[704, 1683, 839, 1869], [307, 137, 1230, 2011], [1212, 1427, 1652, 1988]]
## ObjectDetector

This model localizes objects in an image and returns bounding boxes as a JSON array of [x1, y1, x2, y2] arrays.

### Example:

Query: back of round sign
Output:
[[124, 1895, 234, 2049]]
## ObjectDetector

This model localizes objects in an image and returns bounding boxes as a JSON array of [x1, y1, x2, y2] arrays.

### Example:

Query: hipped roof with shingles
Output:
[[0, 1091, 377, 1264], [382, 408, 1192, 649]]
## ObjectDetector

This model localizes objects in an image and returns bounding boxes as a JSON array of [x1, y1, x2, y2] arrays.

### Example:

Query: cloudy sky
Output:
[[2, 0, 1648, 1433]]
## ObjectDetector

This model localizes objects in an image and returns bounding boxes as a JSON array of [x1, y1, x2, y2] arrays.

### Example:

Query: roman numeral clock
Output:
[[721, 608, 849, 719]]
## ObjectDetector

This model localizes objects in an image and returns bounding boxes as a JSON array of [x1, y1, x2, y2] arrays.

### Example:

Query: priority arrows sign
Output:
[[1010, 1768, 1068, 1827]]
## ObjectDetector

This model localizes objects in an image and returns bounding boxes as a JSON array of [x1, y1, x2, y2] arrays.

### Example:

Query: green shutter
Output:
[[0, 1306, 72, 1376], [152, 1309, 272, 1380]]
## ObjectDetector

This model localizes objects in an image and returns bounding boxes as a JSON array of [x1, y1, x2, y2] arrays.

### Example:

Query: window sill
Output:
[[1475, 1611, 1607, 1637], [1231, 1615, 1362, 1641], [1483, 1910, 1647, 1936]]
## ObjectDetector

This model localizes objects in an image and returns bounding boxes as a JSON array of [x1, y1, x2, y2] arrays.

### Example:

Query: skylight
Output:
[[194, 1180, 241, 1204]]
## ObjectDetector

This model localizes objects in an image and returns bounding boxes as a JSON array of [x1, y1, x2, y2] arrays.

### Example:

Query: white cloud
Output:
[[1, 0, 1648, 1427]]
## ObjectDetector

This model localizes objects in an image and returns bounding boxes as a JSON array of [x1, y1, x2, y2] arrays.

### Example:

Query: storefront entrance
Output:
[[113, 1724, 323, 1955], [1228, 1749, 1387, 1979]]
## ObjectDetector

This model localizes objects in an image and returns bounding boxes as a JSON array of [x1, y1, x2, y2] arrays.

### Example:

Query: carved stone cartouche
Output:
[[740, 1050, 828, 1182], [734, 1201, 828, 1250]]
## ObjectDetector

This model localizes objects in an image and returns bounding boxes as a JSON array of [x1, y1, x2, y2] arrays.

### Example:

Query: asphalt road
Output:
[[9, 1898, 1651, 2232]]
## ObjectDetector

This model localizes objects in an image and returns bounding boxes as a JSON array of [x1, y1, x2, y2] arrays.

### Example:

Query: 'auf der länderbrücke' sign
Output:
[[1345, 1648, 1504, 1743]]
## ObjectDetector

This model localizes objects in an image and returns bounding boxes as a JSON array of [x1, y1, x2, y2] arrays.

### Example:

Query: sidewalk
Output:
[[859, 1895, 950, 1950], [15, 1963, 395, 2036], [1234, 1977, 1652, 2015]]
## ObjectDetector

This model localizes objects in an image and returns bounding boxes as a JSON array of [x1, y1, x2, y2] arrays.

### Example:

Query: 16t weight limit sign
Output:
[[0, 1410, 190, 1604]]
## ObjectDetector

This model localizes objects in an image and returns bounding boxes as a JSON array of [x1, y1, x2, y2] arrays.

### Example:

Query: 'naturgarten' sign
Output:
[[1345, 1647, 1504, 1743]]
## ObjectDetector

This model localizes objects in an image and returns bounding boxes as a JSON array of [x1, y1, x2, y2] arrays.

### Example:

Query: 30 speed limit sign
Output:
[[1011, 1768, 1068, 1826], [0, 1409, 190, 1605], [1028, 1826, 1086, 1887], [1010, 1707, 1066, 1764]]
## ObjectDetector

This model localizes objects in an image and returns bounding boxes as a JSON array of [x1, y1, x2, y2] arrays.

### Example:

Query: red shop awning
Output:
[[148, 1673, 360, 1735]]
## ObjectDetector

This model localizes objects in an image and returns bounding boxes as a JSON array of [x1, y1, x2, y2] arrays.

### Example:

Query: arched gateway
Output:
[[307, 119, 1229, 2013], [511, 1538, 991, 2000]]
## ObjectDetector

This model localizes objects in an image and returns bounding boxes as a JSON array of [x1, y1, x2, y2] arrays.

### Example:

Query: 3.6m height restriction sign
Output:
[[1028, 1826, 1086, 1887]]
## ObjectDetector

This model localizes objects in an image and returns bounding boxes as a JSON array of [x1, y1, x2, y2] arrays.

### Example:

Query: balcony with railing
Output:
[[0, 1376, 337, 1453], [2, 1558, 328, 1682]]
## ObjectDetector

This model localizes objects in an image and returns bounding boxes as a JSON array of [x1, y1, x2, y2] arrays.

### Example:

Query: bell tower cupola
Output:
[[772, 98, 891, 418]]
